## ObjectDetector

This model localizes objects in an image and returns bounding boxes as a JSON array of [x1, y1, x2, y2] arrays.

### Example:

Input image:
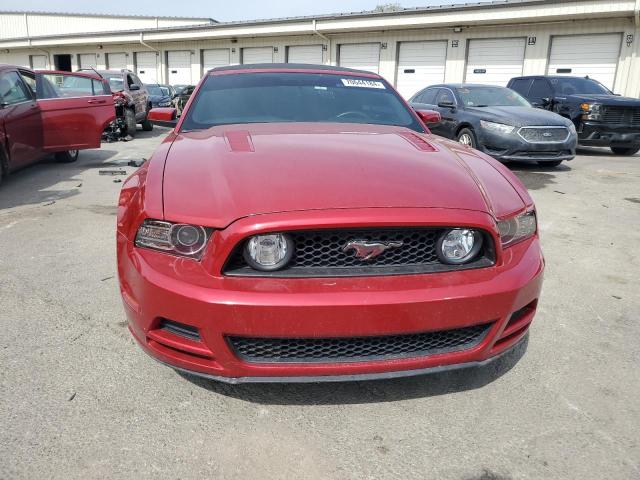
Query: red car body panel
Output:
[[0, 65, 114, 174], [162, 123, 527, 228], [118, 66, 544, 382]]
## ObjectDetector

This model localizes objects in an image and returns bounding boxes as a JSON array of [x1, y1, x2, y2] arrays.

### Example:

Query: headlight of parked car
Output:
[[436, 229, 483, 265], [480, 120, 515, 135], [158, 101, 172, 107], [497, 210, 537, 248], [243, 233, 294, 271], [580, 103, 602, 120], [135, 219, 211, 259]]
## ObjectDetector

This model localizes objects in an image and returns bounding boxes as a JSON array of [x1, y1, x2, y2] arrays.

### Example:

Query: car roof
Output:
[[419, 83, 511, 90], [510, 75, 591, 80], [208, 63, 380, 77]]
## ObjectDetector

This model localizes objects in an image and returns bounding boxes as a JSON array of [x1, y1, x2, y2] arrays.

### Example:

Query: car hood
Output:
[[561, 94, 640, 106], [466, 106, 572, 127], [162, 123, 526, 227]]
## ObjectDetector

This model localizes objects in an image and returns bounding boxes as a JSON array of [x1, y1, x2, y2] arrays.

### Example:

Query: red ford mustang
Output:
[[117, 64, 544, 383]]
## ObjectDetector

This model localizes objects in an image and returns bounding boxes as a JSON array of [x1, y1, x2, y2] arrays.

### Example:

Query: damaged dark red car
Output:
[[117, 65, 543, 383]]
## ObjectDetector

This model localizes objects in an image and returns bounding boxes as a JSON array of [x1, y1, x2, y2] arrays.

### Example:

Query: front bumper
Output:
[[477, 127, 576, 163], [578, 121, 640, 147], [118, 210, 544, 383]]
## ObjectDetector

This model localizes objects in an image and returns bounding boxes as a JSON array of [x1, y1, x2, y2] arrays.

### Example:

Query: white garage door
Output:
[[548, 33, 621, 90], [203, 49, 230, 72], [107, 53, 127, 70], [167, 50, 193, 85], [396, 41, 447, 99], [242, 47, 274, 64], [78, 53, 97, 69], [30, 55, 48, 69], [339, 43, 380, 73], [287, 45, 323, 64], [465, 38, 526, 86], [135, 51, 158, 83]]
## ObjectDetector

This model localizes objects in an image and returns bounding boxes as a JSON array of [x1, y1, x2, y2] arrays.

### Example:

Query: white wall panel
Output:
[[107, 52, 128, 70], [241, 47, 274, 64], [167, 50, 193, 85], [465, 38, 526, 86], [202, 49, 230, 72], [396, 41, 447, 98], [135, 51, 158, 83], [78, 53, 97, 69], [287, 45, 323, 64], [339, 43, 380, 73], [548, 33, 622, 90]]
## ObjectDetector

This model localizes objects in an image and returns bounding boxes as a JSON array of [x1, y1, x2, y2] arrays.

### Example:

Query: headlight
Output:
[[243, 233, 294, 271], [135, 219, 210, 259], [158, 101, 172, 107], [497, 210, 537, 248], [580, 103, 601, 120], [436, 229, 483, 264], [480, 120, 515, 135]]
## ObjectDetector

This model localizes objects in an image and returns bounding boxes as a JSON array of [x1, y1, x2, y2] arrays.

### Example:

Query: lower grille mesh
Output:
[[228, 323, 492, 363]]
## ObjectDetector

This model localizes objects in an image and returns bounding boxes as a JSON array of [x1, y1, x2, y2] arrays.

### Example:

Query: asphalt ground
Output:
[[1, 127, 639, 479]]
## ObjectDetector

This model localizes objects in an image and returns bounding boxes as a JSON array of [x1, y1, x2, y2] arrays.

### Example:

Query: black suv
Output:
[[85, 69, 152, 136], [508, 76, 640, 155]]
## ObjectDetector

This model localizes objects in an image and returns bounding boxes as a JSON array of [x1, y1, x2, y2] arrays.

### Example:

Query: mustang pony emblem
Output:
[[342, 240, 404, 261]]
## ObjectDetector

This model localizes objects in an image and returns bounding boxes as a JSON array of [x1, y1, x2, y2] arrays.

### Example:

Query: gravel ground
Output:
[[1, 127, 639, 479]]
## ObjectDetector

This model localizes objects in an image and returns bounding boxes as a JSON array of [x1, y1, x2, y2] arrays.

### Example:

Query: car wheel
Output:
[[610, 146, 640, 156], [124, 108, 137, 137], [538, 160, 563, 168], [55, 150, 79, 163], [457, 128, 477, 148], [141, 117, 154, 132]]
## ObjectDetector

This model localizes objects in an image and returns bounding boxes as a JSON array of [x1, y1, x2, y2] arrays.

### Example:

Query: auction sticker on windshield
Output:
[[341, 78, 385, 89]]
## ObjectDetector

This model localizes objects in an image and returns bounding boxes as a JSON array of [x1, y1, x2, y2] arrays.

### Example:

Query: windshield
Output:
[[181, 72, 424, 132], [106, 76, 124, 92], [549, 77, 611, 95], [146, 85, 164, 96], [456, 86, 531, 107]]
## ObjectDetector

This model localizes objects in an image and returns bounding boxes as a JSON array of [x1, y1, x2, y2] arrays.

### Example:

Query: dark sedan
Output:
[[409, 84, 577, 167], [145, 84, 173, 109]]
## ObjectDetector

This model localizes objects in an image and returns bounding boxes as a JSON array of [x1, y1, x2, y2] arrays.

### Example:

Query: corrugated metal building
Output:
[[1, 0, 640, 98]]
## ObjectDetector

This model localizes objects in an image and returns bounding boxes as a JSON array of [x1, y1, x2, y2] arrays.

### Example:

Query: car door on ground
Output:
[[0, 69, 43, 170], [36, 71, 114, 151]]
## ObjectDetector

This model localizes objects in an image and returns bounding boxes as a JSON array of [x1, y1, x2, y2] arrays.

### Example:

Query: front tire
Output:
[[610, 146, 640, 156], [141, 118, 153, 132], [55, 150, 79, 163], [538, 160, 563, 167], [124, 108, 137, 137], [457, 128, 477, 149]]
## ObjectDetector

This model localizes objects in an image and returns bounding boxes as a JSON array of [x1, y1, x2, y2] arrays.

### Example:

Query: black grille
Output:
[[228, 323, 492, 363], [601, 106, 640, 126], [224, 228, 494, 277], [518, 127, 569, 143], [158, 319, 201, 342]]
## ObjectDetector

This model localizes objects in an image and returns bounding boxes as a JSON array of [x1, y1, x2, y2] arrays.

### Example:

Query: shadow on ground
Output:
[[178, 335, 528, 405], [509, 161, 570, 191]]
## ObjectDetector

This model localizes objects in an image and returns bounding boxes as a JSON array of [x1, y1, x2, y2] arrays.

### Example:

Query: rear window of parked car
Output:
[[182, 72, 424, 132]]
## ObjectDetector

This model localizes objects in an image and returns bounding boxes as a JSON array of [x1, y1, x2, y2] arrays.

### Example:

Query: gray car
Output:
[[410, 84, 577, 167]]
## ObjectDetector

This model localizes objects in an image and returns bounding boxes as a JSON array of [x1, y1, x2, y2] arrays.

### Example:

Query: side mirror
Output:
[[148, 107, 178, 128], [415, 109, 441, 125], [129, 84, 140, 91], [437, 100, 456, 109]]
